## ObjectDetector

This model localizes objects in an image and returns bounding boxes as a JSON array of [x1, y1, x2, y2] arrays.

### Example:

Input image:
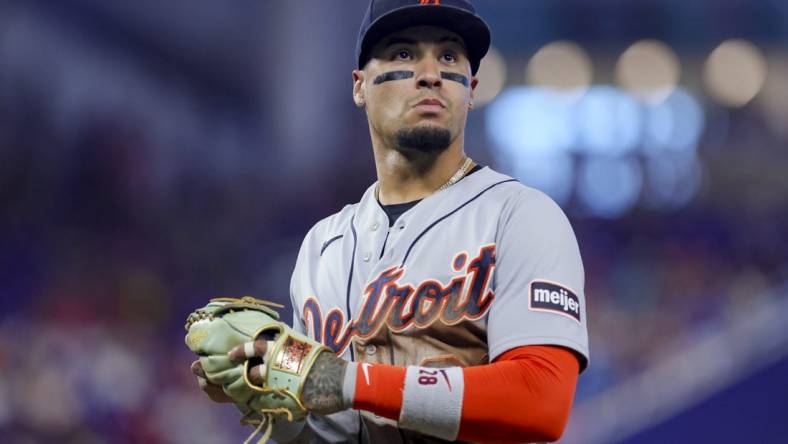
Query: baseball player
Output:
[[193, 1, 588, 442]]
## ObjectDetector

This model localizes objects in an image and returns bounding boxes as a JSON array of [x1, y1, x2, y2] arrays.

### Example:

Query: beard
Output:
[[395, 125, 452, 154]]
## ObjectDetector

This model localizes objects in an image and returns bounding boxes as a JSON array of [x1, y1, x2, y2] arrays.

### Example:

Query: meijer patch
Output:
[[529, 280, 581, 323]]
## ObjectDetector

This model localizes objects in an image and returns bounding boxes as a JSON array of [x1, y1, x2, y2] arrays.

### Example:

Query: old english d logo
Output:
[[420, 0, 440, 5]]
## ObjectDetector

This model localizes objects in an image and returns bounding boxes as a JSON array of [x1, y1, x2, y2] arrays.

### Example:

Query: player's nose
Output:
[[415, 57, 442, 89]]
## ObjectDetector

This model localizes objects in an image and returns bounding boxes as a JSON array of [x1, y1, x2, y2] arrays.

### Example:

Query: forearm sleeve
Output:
[[352, 345, 579, 443]]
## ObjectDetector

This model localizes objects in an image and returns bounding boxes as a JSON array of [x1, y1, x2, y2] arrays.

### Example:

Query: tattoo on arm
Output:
[[301, 351, 347, 415]]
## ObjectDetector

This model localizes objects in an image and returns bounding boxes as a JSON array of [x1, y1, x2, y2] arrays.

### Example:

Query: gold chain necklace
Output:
[[438, 156, 473, 191], [375, 156, 474, 201]]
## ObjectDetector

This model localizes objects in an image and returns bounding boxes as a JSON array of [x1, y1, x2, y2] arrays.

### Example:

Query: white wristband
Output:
[[398, 366, 464, 441]]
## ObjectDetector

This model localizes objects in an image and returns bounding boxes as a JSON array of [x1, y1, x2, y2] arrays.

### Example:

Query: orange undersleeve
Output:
[[352, 363, 406, 419], [352, 345, 579, 443], [458, 345, 579, 443]]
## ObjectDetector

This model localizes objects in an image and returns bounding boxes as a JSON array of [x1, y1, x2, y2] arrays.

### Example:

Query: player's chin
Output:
[[404, 122, 450, 136], [395, 124, 452, 154]]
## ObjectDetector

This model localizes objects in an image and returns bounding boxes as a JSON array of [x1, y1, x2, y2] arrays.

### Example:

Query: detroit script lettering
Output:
[[304, 244, 497, 355]]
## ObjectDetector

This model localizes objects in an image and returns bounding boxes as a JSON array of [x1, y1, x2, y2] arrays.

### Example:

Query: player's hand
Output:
[[190, 359, 234, 403], [227, 339, 272, 385]]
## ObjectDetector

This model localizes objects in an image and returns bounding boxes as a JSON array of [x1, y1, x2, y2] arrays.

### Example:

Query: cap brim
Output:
[[358, 5, 491, 75]]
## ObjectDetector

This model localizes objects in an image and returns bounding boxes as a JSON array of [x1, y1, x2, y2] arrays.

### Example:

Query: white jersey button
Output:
[[363, 252, 371, 262], [365, 344, 377, 356], [370, 221, 380, 231]]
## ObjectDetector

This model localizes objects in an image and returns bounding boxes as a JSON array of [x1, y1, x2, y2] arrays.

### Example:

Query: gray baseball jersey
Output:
[[289, 166, 589, 443]]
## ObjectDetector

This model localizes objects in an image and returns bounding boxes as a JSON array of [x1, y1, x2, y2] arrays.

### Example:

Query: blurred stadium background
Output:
[[1, 0, 787, 443]]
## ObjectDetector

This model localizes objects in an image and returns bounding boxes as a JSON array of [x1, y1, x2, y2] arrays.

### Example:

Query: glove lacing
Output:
[[242, 404, 295, 444]]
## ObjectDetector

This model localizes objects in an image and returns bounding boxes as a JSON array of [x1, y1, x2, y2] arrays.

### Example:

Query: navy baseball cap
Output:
[[356, 0, 491, 75]]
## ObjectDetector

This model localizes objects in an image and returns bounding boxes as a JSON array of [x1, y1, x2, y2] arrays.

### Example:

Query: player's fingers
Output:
[[191, 359, 206, 378], [228, 340, 268, 363], [197, 376, 234, 403], [247, 363, 268, 386]]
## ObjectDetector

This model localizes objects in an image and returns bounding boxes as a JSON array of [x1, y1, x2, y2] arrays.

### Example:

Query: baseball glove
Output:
[[185, 296, 329, 443]]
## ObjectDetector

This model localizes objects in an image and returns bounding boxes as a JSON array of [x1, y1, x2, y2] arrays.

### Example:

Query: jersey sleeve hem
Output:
[[489, 336, 590, 372]]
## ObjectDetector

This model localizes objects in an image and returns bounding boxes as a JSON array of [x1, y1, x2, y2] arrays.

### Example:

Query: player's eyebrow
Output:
[[439, 35, 465, 47]]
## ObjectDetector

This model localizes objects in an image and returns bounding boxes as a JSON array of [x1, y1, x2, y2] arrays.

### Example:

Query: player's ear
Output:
[[352, 69, 366, 108], [468, 77, 479, 110]]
